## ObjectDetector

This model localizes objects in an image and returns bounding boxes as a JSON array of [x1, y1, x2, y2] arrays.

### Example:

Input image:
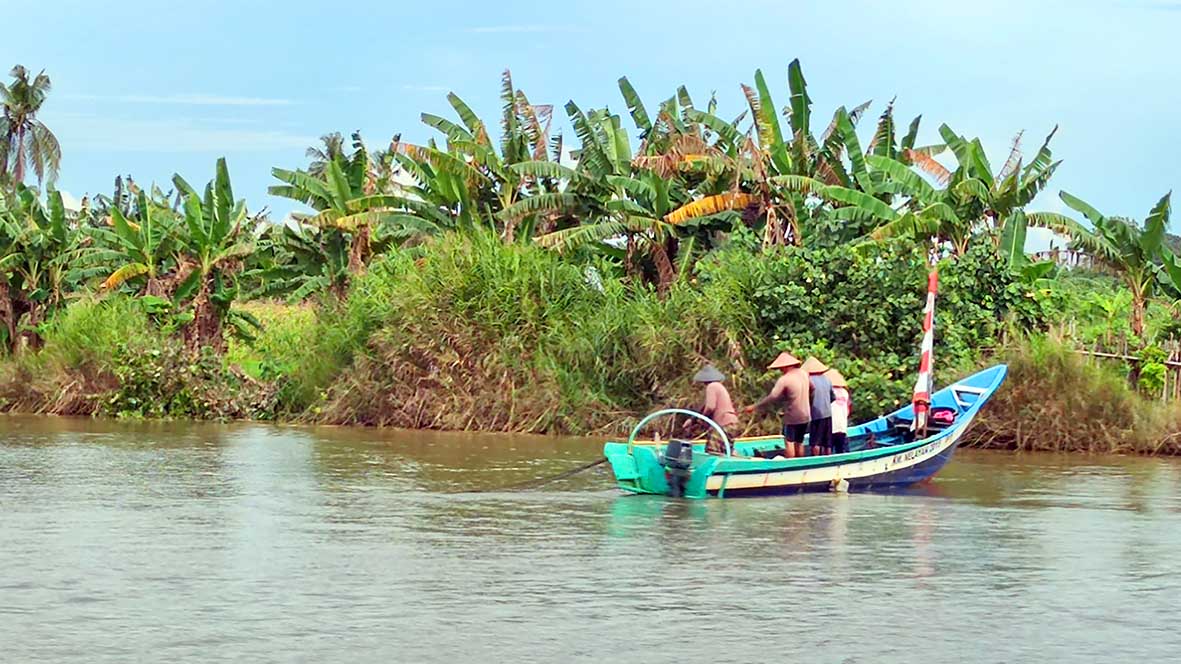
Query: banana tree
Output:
[[858, 125, 1063, 256], [246, 221, 352, 301], [519, 102, 695, 291], [170, 158, 257, 351], [0, 186, 91, 351], [660, 60, 919, 248], [270, 135, 437, 285], [417, 70, 563, 242], [88, 189, 177, 297], [535, 167, 687, 291], [1048, 191, 1177, 339], [660, 62, 824, 246]]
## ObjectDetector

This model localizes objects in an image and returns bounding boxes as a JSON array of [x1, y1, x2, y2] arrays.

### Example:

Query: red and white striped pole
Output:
[[912, 268, 938, 436]]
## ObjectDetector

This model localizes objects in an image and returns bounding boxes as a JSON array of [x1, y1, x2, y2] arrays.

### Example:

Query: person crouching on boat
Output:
[[745, 352, 810, 458], [825, 368, 851, 454], [692, 364, 739, 455], [802, 357, 836, 456]]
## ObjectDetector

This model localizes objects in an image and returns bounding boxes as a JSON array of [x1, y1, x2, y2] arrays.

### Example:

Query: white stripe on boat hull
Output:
[[704, 418, 968, 492]]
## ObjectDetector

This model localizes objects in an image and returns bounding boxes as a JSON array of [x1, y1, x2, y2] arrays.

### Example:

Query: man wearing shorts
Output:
[[746, 351, 811, 458]]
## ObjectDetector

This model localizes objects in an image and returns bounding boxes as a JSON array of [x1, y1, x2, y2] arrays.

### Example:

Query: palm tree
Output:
[[306, 132, 346, 179], [0, 66, 62, 187]]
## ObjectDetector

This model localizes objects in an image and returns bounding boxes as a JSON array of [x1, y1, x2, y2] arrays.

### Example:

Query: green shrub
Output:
[[1138, 345, 1168, 395], [103, 340, 274, 420]]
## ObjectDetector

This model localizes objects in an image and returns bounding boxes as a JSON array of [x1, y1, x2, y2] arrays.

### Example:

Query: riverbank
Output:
[[2, 234, 1180, 455]]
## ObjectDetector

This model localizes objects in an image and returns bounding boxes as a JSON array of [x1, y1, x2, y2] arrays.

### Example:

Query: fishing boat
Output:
[[602, 267, 1007, 498], [602, 363, 1005, 498]]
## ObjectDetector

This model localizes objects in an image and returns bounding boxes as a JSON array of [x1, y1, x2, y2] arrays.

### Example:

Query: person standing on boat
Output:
[[825, 368, 851, 454], [802, 357, 835, 456], [692, 364, 739, 455], [745, 352, 810, 458]]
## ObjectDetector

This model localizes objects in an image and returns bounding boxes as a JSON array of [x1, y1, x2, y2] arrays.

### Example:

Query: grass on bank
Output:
[[967, 336, 1181, 455]]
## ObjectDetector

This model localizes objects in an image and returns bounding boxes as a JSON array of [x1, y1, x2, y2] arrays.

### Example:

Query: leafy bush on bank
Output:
[[0, 296, 275, 419]]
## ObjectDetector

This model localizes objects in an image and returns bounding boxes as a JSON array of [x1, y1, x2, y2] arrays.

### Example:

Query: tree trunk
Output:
[[1132, 293, 1145, 340], [12, 125, 25, 183], [330, 277, 349, 301], [1130, 291, 1146, 389], [183, 280, 224, 354], [348, 225, 371, 275], [762, 207, 781, 249], [785, 204, 801, 247], [651, 242, 675, 295], [18, 303, 44, 353], [0, 282, 15, 353], [624, 233, 640, 282]]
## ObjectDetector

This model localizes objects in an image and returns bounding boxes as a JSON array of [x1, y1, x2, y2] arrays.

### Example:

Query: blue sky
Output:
[[8, 0, 1181, 241]]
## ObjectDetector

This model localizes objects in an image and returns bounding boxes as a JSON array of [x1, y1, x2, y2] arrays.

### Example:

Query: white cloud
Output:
[[64, 93, 296, 107], [463, 24, 584, 33], [58, 116, 313, 153]]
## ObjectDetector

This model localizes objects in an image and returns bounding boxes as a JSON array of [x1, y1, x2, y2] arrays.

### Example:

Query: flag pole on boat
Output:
[[912, 267, 938, 438]]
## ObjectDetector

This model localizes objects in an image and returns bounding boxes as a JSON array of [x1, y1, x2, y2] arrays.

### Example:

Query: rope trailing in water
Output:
[[463, 457, 609, 493]]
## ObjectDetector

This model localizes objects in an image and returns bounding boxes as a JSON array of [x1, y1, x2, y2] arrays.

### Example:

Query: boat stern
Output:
[[603, 441, 716, 498]]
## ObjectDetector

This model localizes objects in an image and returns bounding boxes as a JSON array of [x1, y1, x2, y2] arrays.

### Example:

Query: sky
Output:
[[5, 0, 1181, 247]]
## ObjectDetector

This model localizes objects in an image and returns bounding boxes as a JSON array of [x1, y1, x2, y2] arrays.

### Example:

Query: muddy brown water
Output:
[[2, 415, 1180, 662]]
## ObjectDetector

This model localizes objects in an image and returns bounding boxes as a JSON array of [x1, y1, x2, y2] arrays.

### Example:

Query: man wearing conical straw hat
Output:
[[745, 351, 810, 458], [825, 368, 851, 454], [691, 364, 738, 455], [802, 357, 836, 456]]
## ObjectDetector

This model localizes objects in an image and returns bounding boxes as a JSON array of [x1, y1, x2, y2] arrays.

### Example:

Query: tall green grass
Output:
[[966, 336, 1181, 455], [0, 296, 155, 413]]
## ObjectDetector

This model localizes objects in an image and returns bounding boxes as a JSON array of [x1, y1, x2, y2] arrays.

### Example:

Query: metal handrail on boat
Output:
[[627, 408, 732, 457]]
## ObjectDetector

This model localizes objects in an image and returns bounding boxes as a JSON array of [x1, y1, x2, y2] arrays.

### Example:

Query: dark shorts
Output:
[[832, 432, 848, 454], [782, 422, 809, 444], [809, 417, 833, 450]]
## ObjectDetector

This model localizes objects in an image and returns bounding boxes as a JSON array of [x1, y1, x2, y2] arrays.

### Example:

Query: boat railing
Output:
[[627, 408, 732, 457]]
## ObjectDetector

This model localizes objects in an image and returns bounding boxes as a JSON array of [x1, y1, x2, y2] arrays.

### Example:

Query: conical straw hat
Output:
[[824, 368, 847, 388], [802, 357, 829, 374], [692, 364, 726, 383], [767, 352, 801, 370]]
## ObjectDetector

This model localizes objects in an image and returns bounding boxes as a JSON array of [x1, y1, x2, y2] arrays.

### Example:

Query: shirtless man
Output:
[[692, 364, 738, 455], [745, 352, 810, 458]]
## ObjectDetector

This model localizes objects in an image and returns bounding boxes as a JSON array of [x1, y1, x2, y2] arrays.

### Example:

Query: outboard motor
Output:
[[662, 439, 694, 497]]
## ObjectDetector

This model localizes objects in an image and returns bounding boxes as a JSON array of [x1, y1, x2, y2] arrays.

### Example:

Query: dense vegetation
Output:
[[2, 62, 1180, 454]]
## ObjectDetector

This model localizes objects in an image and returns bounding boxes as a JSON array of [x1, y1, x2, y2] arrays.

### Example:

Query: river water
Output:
[[2, 415, 1179, 663]]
